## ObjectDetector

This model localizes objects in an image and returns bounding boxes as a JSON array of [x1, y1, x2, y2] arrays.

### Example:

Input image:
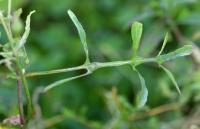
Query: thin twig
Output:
[[129, 103, 179, 121]]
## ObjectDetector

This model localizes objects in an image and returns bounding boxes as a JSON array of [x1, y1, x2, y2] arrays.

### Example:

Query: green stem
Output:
[[1, 7, 33, 123]]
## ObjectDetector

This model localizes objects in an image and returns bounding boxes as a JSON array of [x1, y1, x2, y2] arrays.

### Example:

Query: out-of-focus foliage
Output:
[[0, 0, 200, 129]]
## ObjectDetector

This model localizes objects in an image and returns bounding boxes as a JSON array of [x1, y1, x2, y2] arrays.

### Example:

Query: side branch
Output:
[[26, 58, 157, 78]]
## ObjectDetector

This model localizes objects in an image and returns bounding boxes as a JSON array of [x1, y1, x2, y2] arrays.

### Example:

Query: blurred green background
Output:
[[0, 0, 200, 129]]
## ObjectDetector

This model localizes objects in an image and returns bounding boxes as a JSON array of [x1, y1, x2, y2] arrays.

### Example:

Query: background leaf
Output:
[[139, 23, 166, 57]]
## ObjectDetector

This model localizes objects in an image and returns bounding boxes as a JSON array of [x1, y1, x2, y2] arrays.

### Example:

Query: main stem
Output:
[[16, 58, 33, 119], [16, 71, 25, 125], [1, 4, 33, 125], [1, 10, 26, 125]]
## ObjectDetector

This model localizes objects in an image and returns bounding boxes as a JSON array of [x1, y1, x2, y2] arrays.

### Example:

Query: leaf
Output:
[[68, 9, 89, 63], [177, 9, 200, 26], [131, 21, 143, 57], [160, 65, 181, 95], [157, 32, 169, 56], [44, 72, 90, 92], [17, 10, 35, 49], [133, 67, 148, 107], [157, 45, 193, 64]]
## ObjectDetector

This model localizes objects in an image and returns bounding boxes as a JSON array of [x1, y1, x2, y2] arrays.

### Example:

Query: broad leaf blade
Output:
[[157, 45, 192, 64], [133, 68, 148, 107], [17, 10, 35, 49], [68, 10, 89, 62], [131, 22, 143, 57], [160, 65, 181, 95]]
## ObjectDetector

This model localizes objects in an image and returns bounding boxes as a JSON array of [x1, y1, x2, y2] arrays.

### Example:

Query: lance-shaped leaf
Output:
[[131, 22, 143, 57], [160, 65, 181, 95], [157, 45, 193, 64], [68, 10, 89, 63], [44, 72, 90, 92], [133, 67, 148, 107], [17, 10, 35, 49], [157, 32, 169, 56]]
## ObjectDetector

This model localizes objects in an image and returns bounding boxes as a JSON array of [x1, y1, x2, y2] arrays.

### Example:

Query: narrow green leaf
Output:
[[157, 32, 169, 56], [17, 10, 35, 49], [133, 67, 148, 107], [160, 65, 181, 95], [44, 72, 90, 92], [68, 9, 89, 63], [131, 22, 143, 57], [157, 45, 193, 64]]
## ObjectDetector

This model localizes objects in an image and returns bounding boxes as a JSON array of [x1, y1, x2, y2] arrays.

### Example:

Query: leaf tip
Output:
[[132, 21, 143, 27], [67, 9, 73, 17], [30, 10, 36, 15]]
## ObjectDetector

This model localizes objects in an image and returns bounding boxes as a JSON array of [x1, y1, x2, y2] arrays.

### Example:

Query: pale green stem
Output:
[[7, 0, 11, 18], [94, 60, 131, 68], [26, 65, 86, 77], [7, 0, 13, 38]]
